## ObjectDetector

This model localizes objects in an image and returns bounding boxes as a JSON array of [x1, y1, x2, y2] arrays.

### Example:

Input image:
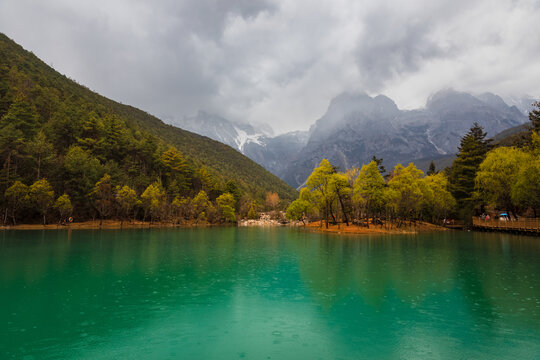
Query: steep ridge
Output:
[[0, 33, 297, 205]]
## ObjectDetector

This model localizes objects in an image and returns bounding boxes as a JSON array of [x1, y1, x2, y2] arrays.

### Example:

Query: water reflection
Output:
[[0, 228, 539, 359]]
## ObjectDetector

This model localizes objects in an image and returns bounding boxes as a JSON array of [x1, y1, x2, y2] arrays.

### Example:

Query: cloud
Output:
[[0, 0, 539, 133]]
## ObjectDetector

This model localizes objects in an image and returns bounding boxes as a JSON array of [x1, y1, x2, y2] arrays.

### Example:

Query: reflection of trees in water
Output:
[[1, 228, 539, 351], [291, 231, 540, 331], [460, 232, 540, 328], [0, 228, 291, 354], [293, 233, 457, 309], [0, 230, 72, 285]]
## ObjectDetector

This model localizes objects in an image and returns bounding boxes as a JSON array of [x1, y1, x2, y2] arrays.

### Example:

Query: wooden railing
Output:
[[472, 217, 540, 233]]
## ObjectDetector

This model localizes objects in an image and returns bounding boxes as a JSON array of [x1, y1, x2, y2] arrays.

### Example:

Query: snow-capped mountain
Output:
[[169, 90, 534, 189], [171, 111, 272, 152]]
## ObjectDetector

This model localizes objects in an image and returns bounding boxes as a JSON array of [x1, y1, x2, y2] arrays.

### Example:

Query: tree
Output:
[[26, 130, 54, 180], [0, 123, 23, 186], [427, 161, 436, 176], [247, 203, 259, 220], [371, 155, 386, 175], [192, 190, 212, 223], [64, 145, 102, 216], [115, 185, 140, 222], [422, 173, 456, 222], [161, 146, 191, 196], [354, 161, 386, 227], [4, 181, 28, 225], [330, 172, 352, 225], [141, 183, 166, 222], [91, 174, 114, 225], [306, 159, 336, 228], [475, 147, 531, 216], [386, 163, 424, 224], [224, 180, 242, 210], [265, 192, 280, 210], [511, 158, 540, 217], [29, 178, 54, 225], [171, 196, 191, 223], [1, 96, 39, 138], [449, 123, 491, 218], [216, 193, 236, 222], [286, 189, 313, 225], [53, 194, 73, 223]]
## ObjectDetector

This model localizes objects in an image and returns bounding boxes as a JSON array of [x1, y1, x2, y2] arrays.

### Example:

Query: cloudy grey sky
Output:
[[1, 0, 539, 133]]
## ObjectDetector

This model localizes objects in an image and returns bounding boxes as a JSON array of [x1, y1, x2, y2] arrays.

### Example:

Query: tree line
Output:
[[286, 157, 456, 228], [449, 102, 540, 220], [287, 102, 540, 227], [0, 64, 281, 225]]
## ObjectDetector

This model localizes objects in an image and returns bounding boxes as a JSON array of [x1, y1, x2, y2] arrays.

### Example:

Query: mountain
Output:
[[172, 111, 309, 178], [281, 90, 528, 187], [504, 96, 537, 116], [0, 32, 297, 216], [172, 111, 273, 152], [242, 131, 309, 178], [170, 89, 530, 189]]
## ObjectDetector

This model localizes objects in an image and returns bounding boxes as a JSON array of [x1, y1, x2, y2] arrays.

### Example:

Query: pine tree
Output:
[[449, 123, 491, 217], [427, 161, 436, 175]]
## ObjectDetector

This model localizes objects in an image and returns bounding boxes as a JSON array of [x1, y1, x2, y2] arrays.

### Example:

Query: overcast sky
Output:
[[1, 0, 539, 133]]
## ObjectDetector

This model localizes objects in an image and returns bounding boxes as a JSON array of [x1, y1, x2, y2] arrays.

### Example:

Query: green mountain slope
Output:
[[0, 33, 296, 219]]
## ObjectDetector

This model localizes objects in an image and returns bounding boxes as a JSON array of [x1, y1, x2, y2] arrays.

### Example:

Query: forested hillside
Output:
[[0, 33, 296, 223]]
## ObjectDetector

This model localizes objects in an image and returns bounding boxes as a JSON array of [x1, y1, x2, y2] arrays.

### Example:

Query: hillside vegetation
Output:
[[0, 33, 296, 223]]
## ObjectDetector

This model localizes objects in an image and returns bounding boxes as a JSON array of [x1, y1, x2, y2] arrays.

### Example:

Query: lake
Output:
[[1, 228, 539, 359]]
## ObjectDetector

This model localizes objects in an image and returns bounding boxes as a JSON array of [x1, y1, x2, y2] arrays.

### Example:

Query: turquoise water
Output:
[[1, 228, 539, 359]]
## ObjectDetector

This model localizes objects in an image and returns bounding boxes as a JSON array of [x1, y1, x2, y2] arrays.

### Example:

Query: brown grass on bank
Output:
[[0, 219, 448, 233], [0, 219, 212, 230], [301, 220, 448, 235]]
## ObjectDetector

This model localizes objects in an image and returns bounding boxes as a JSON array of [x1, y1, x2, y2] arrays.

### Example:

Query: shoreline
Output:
[[297, 221, 449, 235], [0, 219, 449, 234], [0, 220, 215, 230]]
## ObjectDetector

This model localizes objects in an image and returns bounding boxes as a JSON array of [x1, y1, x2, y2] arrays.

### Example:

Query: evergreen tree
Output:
[[161, 146, 191, 197], [1, 96, 39, 138], [448, 123, 491, 217], [0, 123, 23, 186], [26, 130, 54, 180], [224, 180, 242, 210], [216, 193, 236, 222], [370, 155, 386, 175], [427, 161, 436, 176]]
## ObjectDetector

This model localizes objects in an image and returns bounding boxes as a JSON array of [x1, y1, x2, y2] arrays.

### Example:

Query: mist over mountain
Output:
[[171, 90, 532, 188], [171, 111, 273, 152]]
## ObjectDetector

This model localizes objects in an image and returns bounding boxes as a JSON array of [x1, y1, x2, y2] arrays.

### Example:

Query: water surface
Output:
[[1, 228, 539, 359]]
